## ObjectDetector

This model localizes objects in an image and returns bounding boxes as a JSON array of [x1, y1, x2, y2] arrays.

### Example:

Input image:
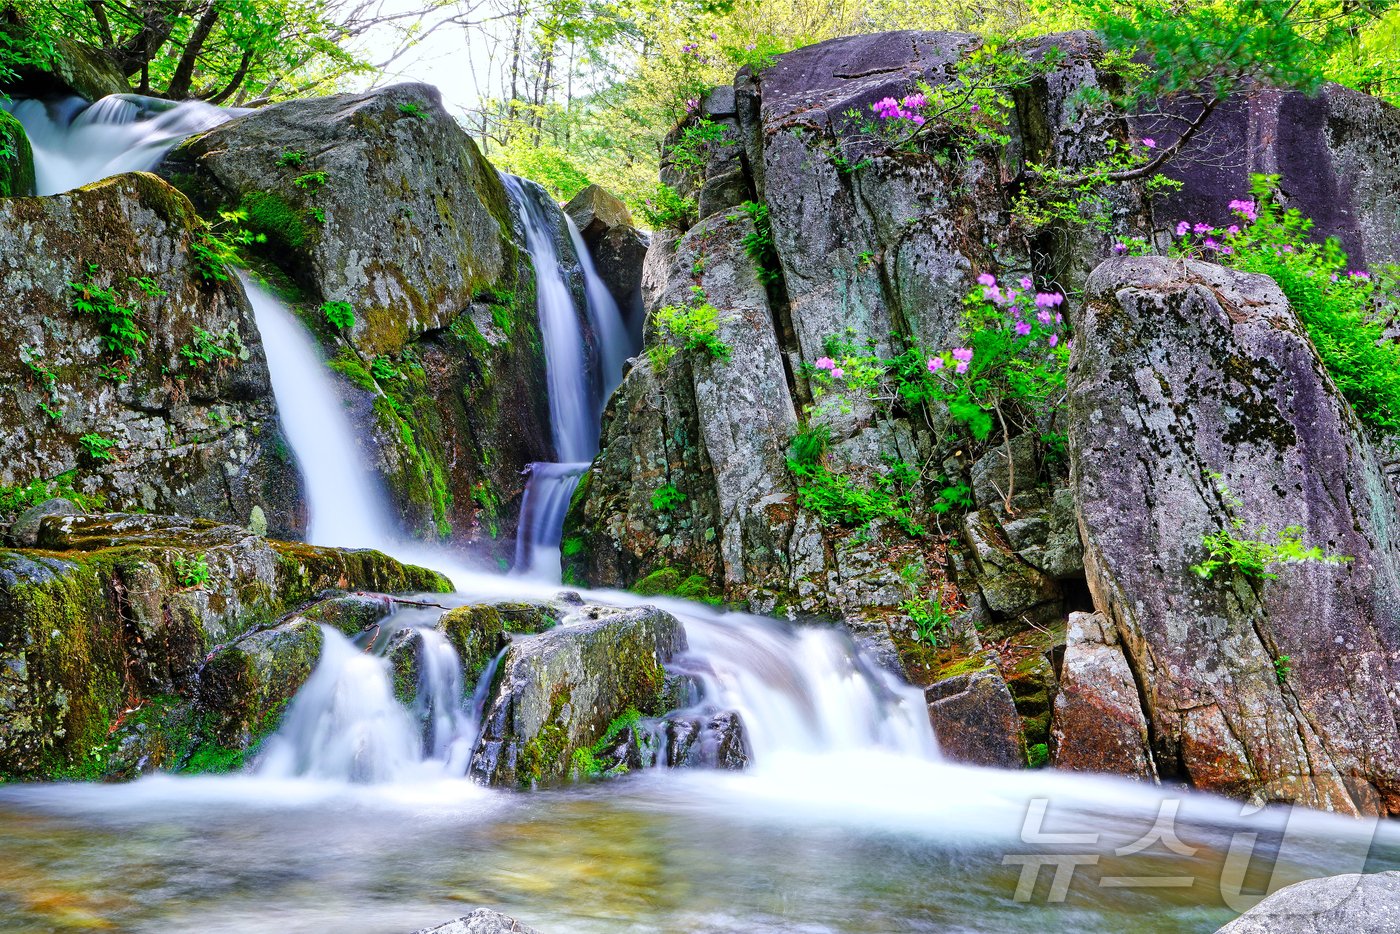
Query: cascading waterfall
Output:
[[241, 274, 397, 549], [501, 174, 635, 578], [3, 94, 233, 195]]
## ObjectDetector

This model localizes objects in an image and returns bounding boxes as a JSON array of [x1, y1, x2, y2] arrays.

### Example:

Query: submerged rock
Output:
[[0, 172, 301, 537], [1214, 871, 1400, 933], [1069, 257, 1400, 814], [162, 83, 552, 553], [468, 604, 687, 787], [413, 909, 542, 934], [0, 512, 447, 780]]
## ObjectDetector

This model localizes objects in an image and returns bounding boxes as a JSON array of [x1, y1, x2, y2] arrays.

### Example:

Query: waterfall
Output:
[[3, 94, 233, 195], [500, 175, 634, 577], [241, 275, 397, 549]]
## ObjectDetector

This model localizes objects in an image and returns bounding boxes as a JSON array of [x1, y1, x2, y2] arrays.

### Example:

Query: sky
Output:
[[348, 1, 501, 117]]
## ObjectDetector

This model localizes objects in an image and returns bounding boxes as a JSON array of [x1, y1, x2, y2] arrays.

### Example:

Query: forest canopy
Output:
[[3, 0, 1398, 210]]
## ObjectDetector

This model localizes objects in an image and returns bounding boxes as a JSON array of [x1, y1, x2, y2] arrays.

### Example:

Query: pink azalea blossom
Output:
[[831, 367, 845, 379], [977, 272, 997, 287], [951, 347, 973, 363], [1141, 137, 1156, 148], [1176, 221, 1190, 237], [814, 356, 835, 370], [1048, 333, 1059, 348], [927, 356, 944, 372], [955, 361, 969, 374], [1020, 276, 1033, 290], [1015, 320, 1032, 336]]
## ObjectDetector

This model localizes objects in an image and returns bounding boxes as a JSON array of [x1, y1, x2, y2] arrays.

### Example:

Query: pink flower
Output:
[[1176, 221, 1190, 237], [1227, 225, 1240, 235], [977, 272, 997, 287], [1141, 137, 1156, 149], [1048, 333, 1059, 348], [1015, 320, 1032, 336], [1193, 223, 1211, 235], [1037, 310, 1052, 325], [983, 285, 1003, 304], [831, 367, 845, 379], [1020, 276, 1033, 290], [955, 361, 969, 374], [927, 356, 944, 372], [1204, 237, 1218, 250], [814, 356, 835, 370], [969, 104, 980, 113], [1112, 242, 1128, 255], [951, 347, 973, 363]]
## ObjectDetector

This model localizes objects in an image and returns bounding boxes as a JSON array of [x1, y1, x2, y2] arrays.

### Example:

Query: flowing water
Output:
[[2, 93, 1397, 934]]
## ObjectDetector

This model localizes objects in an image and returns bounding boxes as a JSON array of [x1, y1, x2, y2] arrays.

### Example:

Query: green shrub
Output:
[[651, 483, 686, 511], [78, 433, 117, 463], [322, 300, 356, 331], [638, 183, 696, 232], [69, 266, 149, 363], [173, 553, 210, 589], [1190, 473, 1350, 581], [654, 301, 731, 362], [275, 150, 306, 167]]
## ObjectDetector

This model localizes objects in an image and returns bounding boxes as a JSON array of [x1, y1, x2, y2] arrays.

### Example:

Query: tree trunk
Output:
[[165, 2, 219, 99]]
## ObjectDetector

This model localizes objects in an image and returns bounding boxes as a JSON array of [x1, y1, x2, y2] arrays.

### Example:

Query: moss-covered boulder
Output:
[[0, 512, 447, 780], [0, 109, 35, 197], [468, 604, 686, 787], [0, 171, 302, 538], [438, 599, 562, 686], [160, 83, 553, 553], [0, 25, 129, 101]]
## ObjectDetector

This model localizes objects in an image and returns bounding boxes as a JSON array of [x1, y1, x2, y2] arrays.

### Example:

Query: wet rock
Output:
[[0, 512, 447, 779], [1214, 871, 1400, 933], [8, 498, 79, 547], [0, 172, 301, 537], [161, 83, 551, 552], [563, 184, 648, 341], [1069, 257, 1400, 814], [413, 908, 542, 934], [1049, 612, 1156, 781], [438, 600, 562, 685], [659, 708, 749, 769], [925, 662, 1026, 768], [468, 605, 687, 787], [0, 109, 34, 196]]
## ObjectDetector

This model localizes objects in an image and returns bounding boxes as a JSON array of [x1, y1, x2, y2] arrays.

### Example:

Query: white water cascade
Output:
[[2, 94, 233, 195], [501, 174, 634, 578], [241, 275, 398, 548]]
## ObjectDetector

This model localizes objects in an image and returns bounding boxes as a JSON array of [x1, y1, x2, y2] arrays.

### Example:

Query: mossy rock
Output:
[[0, 110, 35, 197]]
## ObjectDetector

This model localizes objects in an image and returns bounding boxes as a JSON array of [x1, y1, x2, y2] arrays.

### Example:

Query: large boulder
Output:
[[162, 83, 553, 554], [924, 662, 1027, 768], [0, 511, 447, 780], [0, 172, 301, 536], [1069, 256, 1400, 815], [1214, 872, 1400, 933], [0, 25, 129, 101], [468, 604, 687, 787], [1049, 611, 1156, 780]]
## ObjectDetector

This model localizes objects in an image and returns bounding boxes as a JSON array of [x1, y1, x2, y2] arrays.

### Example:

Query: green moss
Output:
[[517, 684, 573, 787], [631, 567, 723, 605], [0, 109, 35, 197], [239, 190, 309, 253]]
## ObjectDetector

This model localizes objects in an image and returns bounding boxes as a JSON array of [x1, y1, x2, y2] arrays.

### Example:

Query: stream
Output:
[[1, 92, 1396, 934]]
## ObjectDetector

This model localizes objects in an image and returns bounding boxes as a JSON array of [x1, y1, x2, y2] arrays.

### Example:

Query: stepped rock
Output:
[[413, 909, 541, 934], [1049, 612, 1156, 780], [0, 512, 447, 780], [1069, 256, 1400, 814]]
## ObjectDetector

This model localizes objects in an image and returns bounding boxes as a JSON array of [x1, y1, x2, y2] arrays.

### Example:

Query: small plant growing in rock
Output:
[[322, 300, 356, 331], [651, 483, 686, 512], [78, 433, 116, 462], [275, 150, 306, 167], [370, 356, 399, 380], [69, 265, 149, 363], [397, 101, 426, 119], [179, 327, 239, 370], [173, 552, 210, 589], [293, 171, 329, 190], [733, 200, 781, 285], [639, 182, 696, 232], [1274, 655, 1293, 685], [1027, 743, 1049, 768], [653, 300, 731, 362], [309, 206, 326, 225], [1191, 473, 1351, 581], [38, 401, 63, 421]]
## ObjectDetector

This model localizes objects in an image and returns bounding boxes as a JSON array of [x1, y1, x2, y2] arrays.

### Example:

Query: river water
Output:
[[1, 92, 1396, 934]]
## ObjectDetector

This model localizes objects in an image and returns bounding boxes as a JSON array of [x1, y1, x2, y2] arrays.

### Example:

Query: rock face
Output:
[[468, 604, 687, 787], [564, 184, 649, 342], [0, 512, 447, 780], [0, 172, 301, 537], [413, 909, 541, 934], [1069, 257, 1400, 815], [162, 83, 553, 554], [1049, 612, 1156, 780], [565, 30, 1130, 667], [1150, 83, 1400, 268], [1214, 872, 1400, 933]]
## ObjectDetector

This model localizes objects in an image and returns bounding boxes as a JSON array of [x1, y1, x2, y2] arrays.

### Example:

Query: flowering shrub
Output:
[[1170, 174, 1400, 441], [791, 272, 1070, 533]]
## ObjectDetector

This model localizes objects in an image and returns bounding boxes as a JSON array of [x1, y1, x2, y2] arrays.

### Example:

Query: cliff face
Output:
[[563, 30, 1400, 811]]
